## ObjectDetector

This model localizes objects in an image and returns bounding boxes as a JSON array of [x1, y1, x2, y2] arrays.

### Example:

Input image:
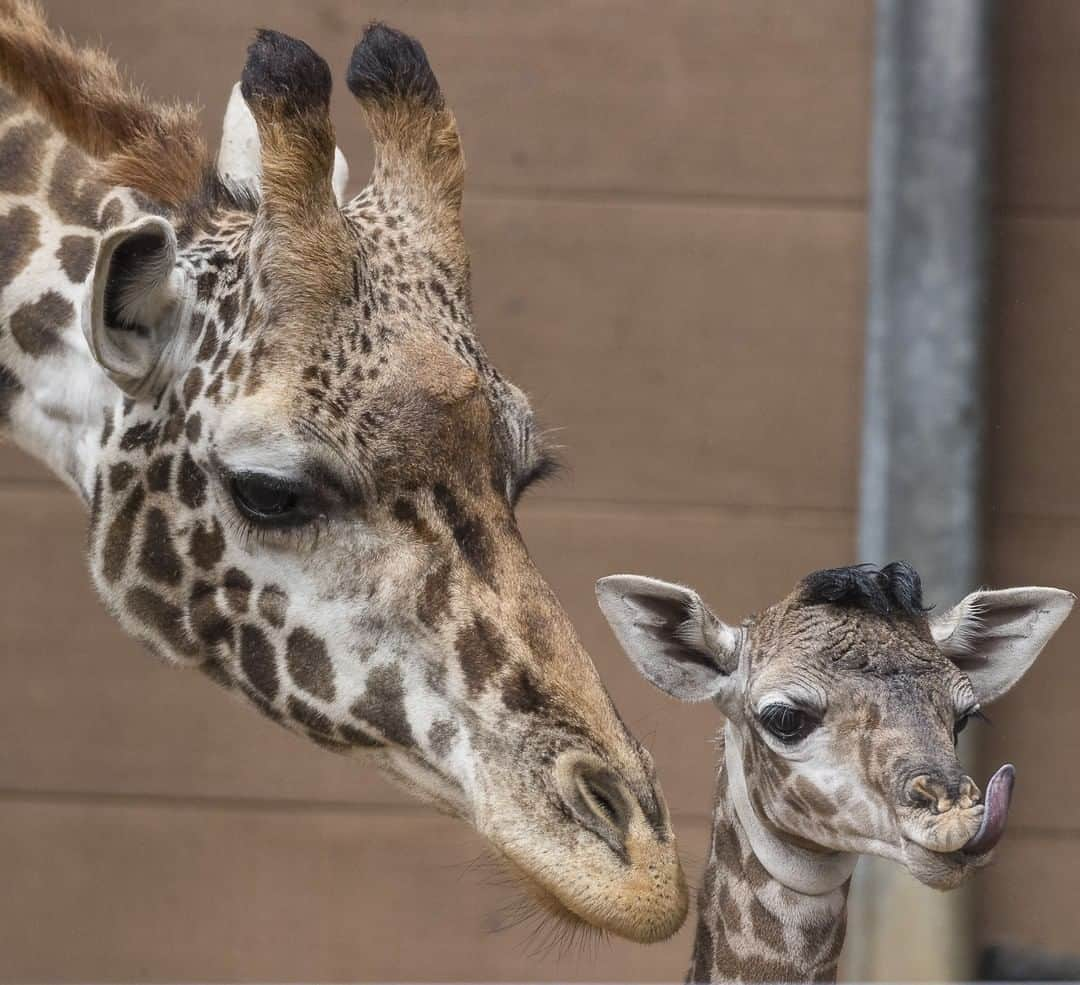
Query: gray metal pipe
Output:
[[849, 0, 997, 979]]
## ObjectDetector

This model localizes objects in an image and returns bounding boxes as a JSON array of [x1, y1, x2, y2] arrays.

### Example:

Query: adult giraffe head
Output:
[[598, 563, 1073, 892], [0, 4, 687, 940]]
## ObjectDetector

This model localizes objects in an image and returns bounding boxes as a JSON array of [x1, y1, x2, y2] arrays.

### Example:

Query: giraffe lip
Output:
[[961, 763, 1015, 856]]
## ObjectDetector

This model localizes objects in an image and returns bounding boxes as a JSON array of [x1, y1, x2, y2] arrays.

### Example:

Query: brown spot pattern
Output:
[[455, 614, 508, 697], [10, 290, 73, 357], [240, 623, 279, 701], [350, 664, 414, 748], [127, 585, 198, 658], [102, 482, 145, 582], [285, 627, 335, 701], [56, 235, 96, 283], [0, 206, 40, 292], [190, 517, 225, 569], [138, 507, 183, 585], [0, 119, 50, 194]]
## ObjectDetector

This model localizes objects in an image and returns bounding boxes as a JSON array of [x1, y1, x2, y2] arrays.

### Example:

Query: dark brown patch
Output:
[[257, 585, 288, 628], [339, 723, 384, 748], [240, 623, 279, 701], [189, 581, 233, 649], [56, 235, 96, 283], [223, 567, 253, 613], [9, 290, 72, 357], [417, 559, 452, 627], [184, 412, 202, 444], [102, 481, 145, 582], [177, 451, 207, 508], [190, 517, 225, 569], [182, 366, 204, 408], [107, 462, 135, 493], [455, 614, 508, 697], [0, 364, 21, 421], [126, 585, 198, 658], [119, 420, 160, 455], [48, 145, 108, 229], [432, 483, 496, 587], [287, 695, 335, 737], [501, 666, 547, 714], [138, 507, 183, 585], [285, 627, 335, 701], [100, 197, 125, 229], [427, 718, 458, 758], [0, 119, 49, 194], [146, 454, 173, 492], [0, 205, 40, 292], [349, 664, 414, 748]]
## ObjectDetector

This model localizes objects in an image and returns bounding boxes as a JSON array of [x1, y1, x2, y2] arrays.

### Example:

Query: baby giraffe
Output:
[[597, 562, 1073, 983]]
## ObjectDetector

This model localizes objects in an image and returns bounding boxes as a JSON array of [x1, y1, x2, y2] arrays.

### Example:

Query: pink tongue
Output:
[[963, 764, 1015, 856]]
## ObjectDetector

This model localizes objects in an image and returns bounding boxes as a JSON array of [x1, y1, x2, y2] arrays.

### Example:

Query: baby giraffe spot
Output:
[[240, 624, 279, 702], [287, 695, 335, 737], [189, 581, 233, 649], [177, 451, 207, 509], [427, 719, 458, 758], [417, 559, 452, 627], [146, 454, 173, 493], [184, 413, 202, 444], [455, 614, 509, 697], [10, 290, 73, 357], [0, 205, 40, 293], [108, 461, 134, 492], [350, 664, 414, 748], [223, 567, 253, 613], [182, 367, 204, 408], [189, 517, 225, 570], [338, 723, 384, 748], [103, 482, 145, 582], [138, 507, 183, 585], [126, 585, 198, 659], [100, 198, 125, 229], [56, 235, 96, 283], [48, 145, 108, 229], [119, 420, 161, 455], [286, 627, 335, 702], [0, 119, 50, 194]]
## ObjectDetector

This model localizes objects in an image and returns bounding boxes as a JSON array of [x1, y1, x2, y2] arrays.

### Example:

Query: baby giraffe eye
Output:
[[759, 704, 818, 743], [229, 472, 306, 526]]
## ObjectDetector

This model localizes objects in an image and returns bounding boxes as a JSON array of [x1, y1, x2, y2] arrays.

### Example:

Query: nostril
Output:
[[575, 765, 632, 835], [905, 774, 947, 813], [555, 752, 636, 856]]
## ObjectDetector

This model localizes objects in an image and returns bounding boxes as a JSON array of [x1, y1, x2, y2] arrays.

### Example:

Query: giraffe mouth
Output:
[[960, 763, 1015, 858]]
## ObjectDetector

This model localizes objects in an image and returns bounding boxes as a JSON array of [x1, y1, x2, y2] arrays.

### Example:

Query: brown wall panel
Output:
[[976, 834, 1080, 957], [472, 200, 866, 510], [0, 798, 708, 983], [41, 0, 871, 204], [999, 1, 1080, 211]]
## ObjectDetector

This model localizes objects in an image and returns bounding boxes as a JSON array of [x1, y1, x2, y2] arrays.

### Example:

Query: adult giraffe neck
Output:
[[686, 727, 854, 984]]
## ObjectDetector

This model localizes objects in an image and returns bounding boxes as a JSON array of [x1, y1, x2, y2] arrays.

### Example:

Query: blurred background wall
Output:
[[1, 1, 1078, 981]]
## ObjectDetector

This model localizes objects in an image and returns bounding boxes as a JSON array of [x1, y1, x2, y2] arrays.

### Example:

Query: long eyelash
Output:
[[221, 509, 331, 552], [970, 707, 992, 727], [511, 452, 564, 505]]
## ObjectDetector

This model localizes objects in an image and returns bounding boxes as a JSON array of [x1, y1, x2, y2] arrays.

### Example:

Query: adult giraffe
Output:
[[598, 562, 1073, 980], [0, 2, 688, 942]]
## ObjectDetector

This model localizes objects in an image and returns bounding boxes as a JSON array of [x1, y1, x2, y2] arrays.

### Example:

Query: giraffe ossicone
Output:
[[597, 563, 1073, 982], [0, 2, 688, 942]]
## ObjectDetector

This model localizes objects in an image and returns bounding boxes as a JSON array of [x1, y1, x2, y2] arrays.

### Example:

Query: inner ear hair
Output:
[[104, 230, 175, 334]]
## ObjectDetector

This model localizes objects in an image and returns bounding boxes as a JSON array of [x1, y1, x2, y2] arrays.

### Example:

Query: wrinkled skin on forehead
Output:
[[0, 5, 687, 944]]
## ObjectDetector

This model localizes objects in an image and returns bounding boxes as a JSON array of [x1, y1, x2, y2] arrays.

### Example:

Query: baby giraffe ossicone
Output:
[[597, 563, 1073, 983]]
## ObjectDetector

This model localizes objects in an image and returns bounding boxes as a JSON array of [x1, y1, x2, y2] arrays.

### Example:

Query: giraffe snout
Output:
[[902, 771, 981, 814]]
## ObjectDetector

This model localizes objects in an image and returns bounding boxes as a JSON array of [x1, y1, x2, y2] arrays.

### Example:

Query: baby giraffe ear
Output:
[[596, 575, 741, 703], [931, 586, 1075, 704], [87, 214, 187, 396]]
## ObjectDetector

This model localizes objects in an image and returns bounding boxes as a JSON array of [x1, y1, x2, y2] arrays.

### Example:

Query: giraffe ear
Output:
[[931, 587, 1075, 704], [596, 575, 740, 703], [216, 82, 350, 205], [87, 214, 190, 396]]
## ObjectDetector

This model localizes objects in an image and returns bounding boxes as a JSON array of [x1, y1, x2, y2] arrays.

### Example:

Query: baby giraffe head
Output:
[[597, 563, 1073, 891]]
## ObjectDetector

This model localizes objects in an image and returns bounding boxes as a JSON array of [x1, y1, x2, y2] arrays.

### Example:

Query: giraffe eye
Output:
[[230, 472, 306, 525], [953, 705, 988, 744], [759, 704, 817, 743]]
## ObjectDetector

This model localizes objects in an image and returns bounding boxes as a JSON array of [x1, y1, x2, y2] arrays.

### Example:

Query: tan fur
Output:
[[0, 0, 207, 205]]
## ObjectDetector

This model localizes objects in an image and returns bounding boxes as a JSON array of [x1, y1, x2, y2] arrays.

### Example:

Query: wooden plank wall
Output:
[[1, 1, 1075, 980]]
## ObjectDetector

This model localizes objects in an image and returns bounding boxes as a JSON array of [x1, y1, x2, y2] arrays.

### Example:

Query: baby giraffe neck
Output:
[[688, 729, 852, 984]]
